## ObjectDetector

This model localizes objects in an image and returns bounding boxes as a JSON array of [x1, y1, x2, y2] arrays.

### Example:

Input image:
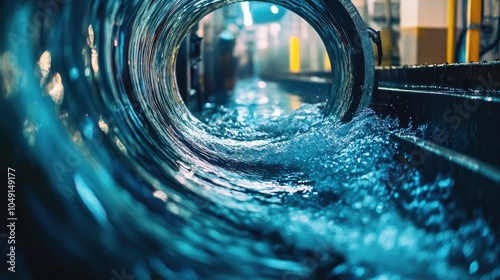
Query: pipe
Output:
[[465, 0, 483, 61], [368, 27, 383, 66], [447, 0, 457, 62]]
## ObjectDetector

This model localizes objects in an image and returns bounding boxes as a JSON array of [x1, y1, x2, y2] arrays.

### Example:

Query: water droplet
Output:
[[462, 240, 476, 257], [70, 67, 79, 80], [376, 203, 384, 214], [469, 260, 478, 274], [74, 173, 108, 226]]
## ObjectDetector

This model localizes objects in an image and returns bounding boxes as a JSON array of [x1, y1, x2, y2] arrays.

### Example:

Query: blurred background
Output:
[[178, 0, 500, 116]]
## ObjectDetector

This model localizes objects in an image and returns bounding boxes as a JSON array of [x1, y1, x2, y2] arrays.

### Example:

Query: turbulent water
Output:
[[1, 0, 499, 280]]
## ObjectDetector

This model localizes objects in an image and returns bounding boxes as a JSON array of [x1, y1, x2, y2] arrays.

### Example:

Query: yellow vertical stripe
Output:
[[465, 0, 482, 62], [324, 51, 331, 71], [447, 0, 456, 63], [289, 36, 300, 73]]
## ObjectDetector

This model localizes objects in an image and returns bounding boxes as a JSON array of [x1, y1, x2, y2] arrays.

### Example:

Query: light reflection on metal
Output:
[[87, 25, 99, 73], [87, 25, 95, 48], [115, 137, 127, 155], [91, 49, 99, 73], [153, 190, 168, 202], [98, 116, 109, 134], [38, 51, 51, 78], [46, 73, 64, 105], [72, 131, 84, 147], [23, 119, 37, 146]]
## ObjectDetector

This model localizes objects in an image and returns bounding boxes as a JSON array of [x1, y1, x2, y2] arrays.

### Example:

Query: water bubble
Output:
[[378, 227, 397, 250], [375, 203, 384, 214], [354, 266, 366, 277], [462, 240, 476, 257], [469, 260, 479, 274], [70, 67, 79, 80]]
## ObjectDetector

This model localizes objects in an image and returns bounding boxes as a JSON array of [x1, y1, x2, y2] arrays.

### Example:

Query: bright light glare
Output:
[[241, 2, 250, 12], [241, 2, 253, 26], [270, 5, 279, 14], [244, 16, 253, 27]]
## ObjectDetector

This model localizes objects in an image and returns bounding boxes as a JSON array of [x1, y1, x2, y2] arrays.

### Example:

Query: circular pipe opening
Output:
[[130, 0, 374, 143], [177, 2, 336, 128]]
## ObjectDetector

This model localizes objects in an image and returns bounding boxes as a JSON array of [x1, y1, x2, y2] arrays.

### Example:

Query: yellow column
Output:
[[465, 0, 482, 62], [447, 0, 456, 63], [324, 51, 331, 71], [289, 36, 300, 73], [381, 28, 393, 66]]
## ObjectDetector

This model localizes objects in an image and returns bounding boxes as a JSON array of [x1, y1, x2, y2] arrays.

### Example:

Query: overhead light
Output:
[[270, 5, 279, 14], [241, 2, 253, 26], [244, 15, 253, 27]]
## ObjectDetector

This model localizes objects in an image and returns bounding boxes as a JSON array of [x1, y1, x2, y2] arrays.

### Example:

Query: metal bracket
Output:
[[367, 27, 383, 66]]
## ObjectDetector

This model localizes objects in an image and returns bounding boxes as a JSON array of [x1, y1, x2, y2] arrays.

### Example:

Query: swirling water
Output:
[[0, 0, 499, 279]]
